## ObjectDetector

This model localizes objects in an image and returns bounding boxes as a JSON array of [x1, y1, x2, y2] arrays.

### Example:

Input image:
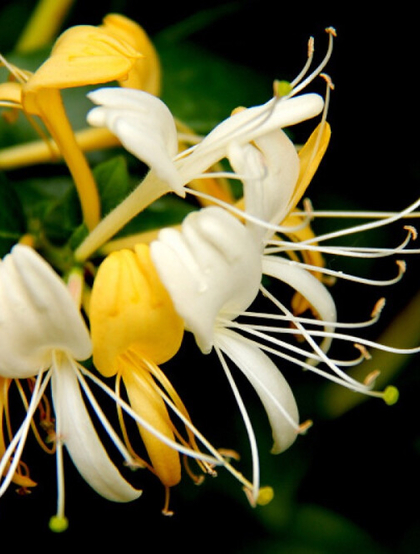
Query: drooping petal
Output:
[[215, 329, 299, 454], [121, 362, 181, 488], [0, 245, 91, 379], [151, 207, 262, 353], [51, 354, 141, 502], [87, 88, 183, 193]]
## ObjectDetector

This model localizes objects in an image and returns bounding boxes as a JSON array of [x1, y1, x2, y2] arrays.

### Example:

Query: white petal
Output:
[[151, 207, 262, 353], [216, 329, 299, 454], [0, 245, 91, 378], [262, 255, 337, 354], [51, 356, 141, 502], [87, 88, 184, 193], [228, 128, 300, 237], [177, 93, 323, 183]]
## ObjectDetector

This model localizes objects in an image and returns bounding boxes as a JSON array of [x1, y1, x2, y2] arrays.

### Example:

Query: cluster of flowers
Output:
[[1, 13, 419, 532]]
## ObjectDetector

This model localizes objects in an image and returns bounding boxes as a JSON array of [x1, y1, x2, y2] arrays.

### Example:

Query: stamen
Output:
[[215, 345, 260, 505], [288, 27, 336, 98], [0, 370, 51, 497], [281, 258, 407, 287]]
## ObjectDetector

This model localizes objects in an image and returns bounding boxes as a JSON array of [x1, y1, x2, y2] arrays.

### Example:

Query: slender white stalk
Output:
[[215, 345, 260, 504]]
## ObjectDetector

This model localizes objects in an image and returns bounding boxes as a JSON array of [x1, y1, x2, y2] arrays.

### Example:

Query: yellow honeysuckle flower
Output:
[[90, 243, 264, 510], [89, 244, 201, 512], [0, 14, 160, 231]]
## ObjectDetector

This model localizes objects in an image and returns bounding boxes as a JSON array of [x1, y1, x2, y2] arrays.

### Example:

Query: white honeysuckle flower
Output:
[[75, 56, 326, 263], [0, 244, 142, 530], [150, 206, 306, 503]]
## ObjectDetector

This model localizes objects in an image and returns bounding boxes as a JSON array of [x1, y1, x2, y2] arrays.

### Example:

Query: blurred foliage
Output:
[[0, 1, 419, 552]]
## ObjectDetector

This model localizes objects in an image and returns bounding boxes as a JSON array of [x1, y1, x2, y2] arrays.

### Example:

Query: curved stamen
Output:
[[279, 258, 407, 287]]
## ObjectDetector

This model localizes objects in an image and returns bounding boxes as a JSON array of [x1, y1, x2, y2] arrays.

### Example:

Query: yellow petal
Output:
[[90, 244, 184, 377], [288, 121, 331, 212], [24, 22, 142, 92], [0, 81, 22, 105], [102, 13, 161, 95], [121, 361, 181, 488]]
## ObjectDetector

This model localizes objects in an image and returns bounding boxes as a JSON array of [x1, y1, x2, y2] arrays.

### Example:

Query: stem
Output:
[[75, 171, 171, 261]]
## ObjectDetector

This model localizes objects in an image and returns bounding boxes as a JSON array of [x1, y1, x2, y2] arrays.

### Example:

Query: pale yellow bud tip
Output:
[[383, 386, 399, 406], [49, 515, 69, 533], [257, 486, 274, 506], [274, 80, 292, 98]]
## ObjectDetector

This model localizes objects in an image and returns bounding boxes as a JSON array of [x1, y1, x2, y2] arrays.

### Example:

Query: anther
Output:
[[404, 225, 418, 241], [364, 369, 381, 387], [325, 26, 337, 37], [298, 419, 313, 434], [354, 343, 372, 360], [320, 72, 335, 90], [307, 36, 315, 58], [371, 297, 386, 318]]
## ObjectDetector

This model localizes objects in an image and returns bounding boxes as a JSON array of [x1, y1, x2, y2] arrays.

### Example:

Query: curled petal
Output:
[[216, 329, 299, 454], [228, 128, 300, 238], [151, 207, 262, 353], [0, 245, 91, 378], [87, 88, 183, 193], [51, 355, 141, 502]]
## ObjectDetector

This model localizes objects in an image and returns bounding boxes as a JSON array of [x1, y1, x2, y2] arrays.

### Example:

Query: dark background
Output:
[[0, 1, 419, 551]]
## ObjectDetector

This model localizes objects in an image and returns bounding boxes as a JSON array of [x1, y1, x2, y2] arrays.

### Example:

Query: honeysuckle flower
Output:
[[0, 244, 142, 530], [150, 206, 304, 503], [74, 28, 335, 262], [89, 243, 260, 511], [0, 13, 160, 230]]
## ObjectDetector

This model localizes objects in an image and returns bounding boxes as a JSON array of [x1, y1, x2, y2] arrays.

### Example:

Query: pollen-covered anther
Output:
[[354, 343, 372, 361], [298, 419, 313, 434], [404, 225, 418, 241], [307, 36, 315, 58], [371, 297, 386, 318], [325, 26, 337, 37], [217, 448, 241, 462], [396, 260, 407, 278], [363, 369, 381, 387], [320, 72, 335, 90]]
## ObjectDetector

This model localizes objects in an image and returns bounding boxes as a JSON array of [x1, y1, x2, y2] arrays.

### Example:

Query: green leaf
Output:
[[157, 39, 272, 134], [93, 155, 133, 217]]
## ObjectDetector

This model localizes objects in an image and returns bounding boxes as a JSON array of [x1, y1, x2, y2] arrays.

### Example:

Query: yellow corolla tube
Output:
[[90, 244, 200, 510]]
